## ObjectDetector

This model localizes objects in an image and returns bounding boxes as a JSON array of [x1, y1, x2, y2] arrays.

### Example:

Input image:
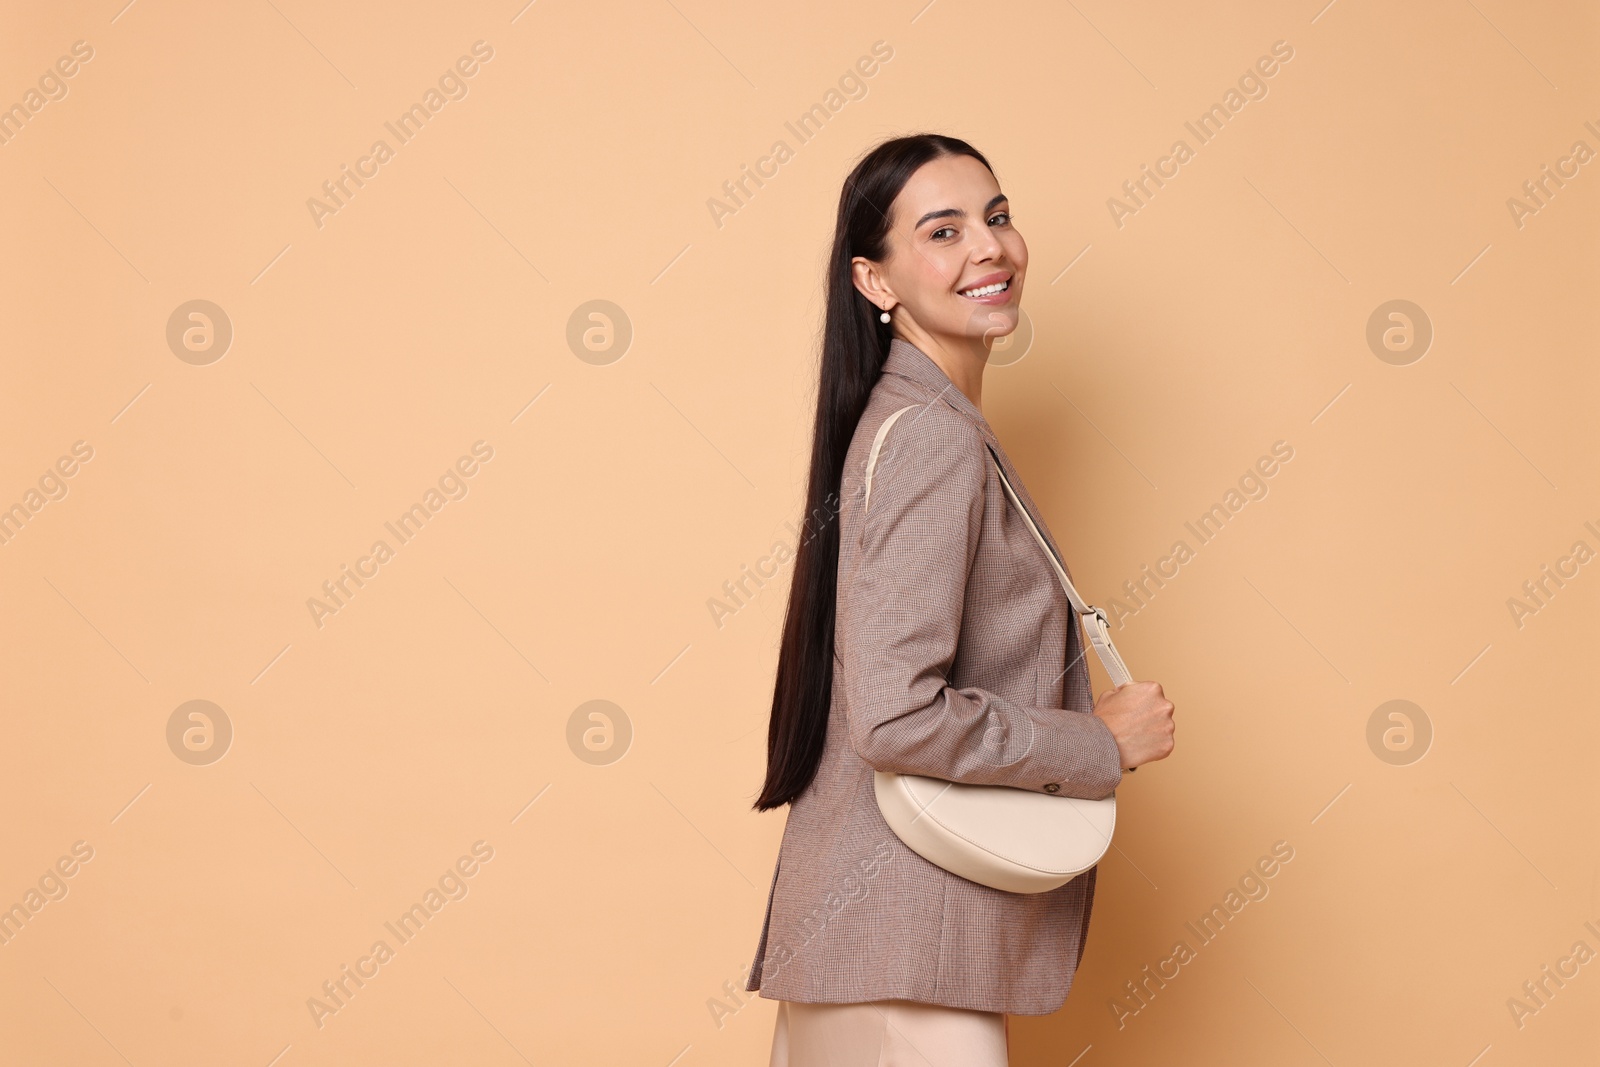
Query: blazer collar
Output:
[[881, 337, 995, 444], [879, 337, 1077, 583]]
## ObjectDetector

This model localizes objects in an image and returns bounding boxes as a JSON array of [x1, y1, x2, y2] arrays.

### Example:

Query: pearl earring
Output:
[[879, 307, 891, 323]]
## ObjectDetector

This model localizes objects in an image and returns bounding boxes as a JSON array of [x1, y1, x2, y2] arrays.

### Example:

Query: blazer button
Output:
[[1043, 782, 1061, 793]]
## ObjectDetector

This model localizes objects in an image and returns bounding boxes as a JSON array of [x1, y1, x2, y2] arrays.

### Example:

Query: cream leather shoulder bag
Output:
[[860, 404, 1134, 894]]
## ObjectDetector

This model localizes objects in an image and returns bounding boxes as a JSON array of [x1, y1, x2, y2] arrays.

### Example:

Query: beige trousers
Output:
[[768, 998, 1009, 1067]]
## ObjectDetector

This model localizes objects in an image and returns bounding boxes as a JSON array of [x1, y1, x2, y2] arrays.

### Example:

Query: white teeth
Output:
[[960, 280, 1009, 297]]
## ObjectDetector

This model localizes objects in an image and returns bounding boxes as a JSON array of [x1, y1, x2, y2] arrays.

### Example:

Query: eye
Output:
[[930, 211, 1012, 241]]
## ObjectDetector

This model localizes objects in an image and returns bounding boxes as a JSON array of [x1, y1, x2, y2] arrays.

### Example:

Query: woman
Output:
[[746, 133, 1176, 1066]]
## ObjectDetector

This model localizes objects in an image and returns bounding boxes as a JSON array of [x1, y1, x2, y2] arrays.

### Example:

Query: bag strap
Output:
[[862, 404, 914, 514], [862, 403, 1134, 689]]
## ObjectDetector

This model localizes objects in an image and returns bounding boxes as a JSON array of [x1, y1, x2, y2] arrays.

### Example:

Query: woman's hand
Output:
[[1092, 680, 1175, 771]]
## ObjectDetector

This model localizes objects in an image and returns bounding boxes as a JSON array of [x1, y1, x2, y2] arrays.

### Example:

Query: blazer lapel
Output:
[[984, 441, 1076, 584], [880, 338, 1077, 583]]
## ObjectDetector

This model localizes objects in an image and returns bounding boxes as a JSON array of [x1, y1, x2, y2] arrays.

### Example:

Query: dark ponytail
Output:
[[752, 133, 995, 811]]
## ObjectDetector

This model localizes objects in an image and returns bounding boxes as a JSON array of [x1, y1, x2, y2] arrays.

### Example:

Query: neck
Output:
[[895, 329, 988, 413]]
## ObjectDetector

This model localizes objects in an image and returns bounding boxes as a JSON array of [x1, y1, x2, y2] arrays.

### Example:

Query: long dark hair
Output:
[[752, 133, 995, 811]]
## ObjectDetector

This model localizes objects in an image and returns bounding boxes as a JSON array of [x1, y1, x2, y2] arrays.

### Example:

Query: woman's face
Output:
[[852, 153, 1028, 354]]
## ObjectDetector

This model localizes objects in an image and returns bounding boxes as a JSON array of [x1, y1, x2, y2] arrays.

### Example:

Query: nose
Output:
[[969, 223, 1004, 263]]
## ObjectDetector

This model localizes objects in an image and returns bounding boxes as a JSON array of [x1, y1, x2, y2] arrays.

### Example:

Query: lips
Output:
[[957, 273, 1014, 303], [957, 272, 1013, 298]]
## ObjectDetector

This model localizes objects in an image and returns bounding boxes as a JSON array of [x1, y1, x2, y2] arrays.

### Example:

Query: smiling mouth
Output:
[[958, 279, 1010, 298]]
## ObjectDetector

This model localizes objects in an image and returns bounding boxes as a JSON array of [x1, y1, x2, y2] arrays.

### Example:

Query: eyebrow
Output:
[[913, 193, 1009, 231]]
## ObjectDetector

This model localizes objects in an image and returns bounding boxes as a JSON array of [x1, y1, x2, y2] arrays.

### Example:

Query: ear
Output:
[[850, 256, 894, 309]]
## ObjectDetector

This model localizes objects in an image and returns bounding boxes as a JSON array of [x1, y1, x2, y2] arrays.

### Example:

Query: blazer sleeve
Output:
[[838, 406, 1124, 801]]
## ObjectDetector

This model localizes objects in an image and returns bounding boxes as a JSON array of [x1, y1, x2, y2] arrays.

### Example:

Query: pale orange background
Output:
[[1, 1, 1596, 1064]]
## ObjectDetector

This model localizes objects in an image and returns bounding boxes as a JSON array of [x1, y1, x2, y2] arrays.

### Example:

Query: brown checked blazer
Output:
[[745, 337, 1125, 1016]]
